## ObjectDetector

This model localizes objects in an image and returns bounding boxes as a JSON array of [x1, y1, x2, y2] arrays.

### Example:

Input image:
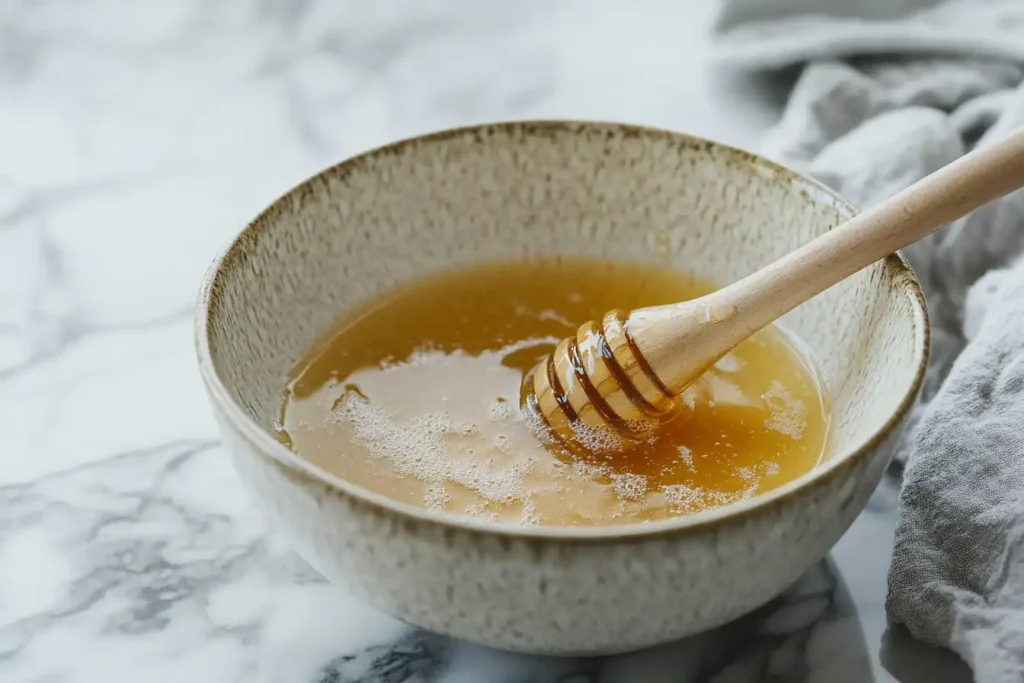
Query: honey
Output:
[[278, 257, 830, 527]]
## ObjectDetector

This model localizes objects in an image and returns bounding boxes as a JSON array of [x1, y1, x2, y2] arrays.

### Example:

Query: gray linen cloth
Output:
[[714, 2, 1024, 681]]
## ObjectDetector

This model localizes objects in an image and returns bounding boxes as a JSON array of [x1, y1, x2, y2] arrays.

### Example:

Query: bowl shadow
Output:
[[880, 624, 972, 683], [310, 557, 874, 682]]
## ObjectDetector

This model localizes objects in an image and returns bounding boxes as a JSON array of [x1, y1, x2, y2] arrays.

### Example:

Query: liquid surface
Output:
[[279, 258, 830, 527]]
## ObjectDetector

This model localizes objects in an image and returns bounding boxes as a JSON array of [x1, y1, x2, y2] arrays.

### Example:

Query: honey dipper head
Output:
[[522, 310, 679, 446]]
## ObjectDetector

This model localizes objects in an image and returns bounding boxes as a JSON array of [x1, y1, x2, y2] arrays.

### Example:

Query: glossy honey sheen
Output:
[[278, 257, 831, 527]]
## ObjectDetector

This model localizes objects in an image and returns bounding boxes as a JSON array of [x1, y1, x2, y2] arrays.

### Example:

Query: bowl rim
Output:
[[195, 119, 929, 542]]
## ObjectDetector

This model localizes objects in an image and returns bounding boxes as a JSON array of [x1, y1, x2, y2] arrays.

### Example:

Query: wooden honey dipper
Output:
[[525, 127, 1024, 444]]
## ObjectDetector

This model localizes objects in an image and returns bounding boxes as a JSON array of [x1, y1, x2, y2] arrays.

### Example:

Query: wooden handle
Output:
[[630, 125, 1024, 392]]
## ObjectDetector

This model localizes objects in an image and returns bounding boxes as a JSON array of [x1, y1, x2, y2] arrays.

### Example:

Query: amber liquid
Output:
[[279, 257, 830, 527]]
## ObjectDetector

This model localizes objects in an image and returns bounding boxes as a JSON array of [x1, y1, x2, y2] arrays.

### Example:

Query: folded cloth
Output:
[[715, 0, 1024, 69], [713, 2, 1024, 680]]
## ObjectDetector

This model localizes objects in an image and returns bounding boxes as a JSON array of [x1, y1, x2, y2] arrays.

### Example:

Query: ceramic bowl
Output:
[[195, 121, 928, 655]]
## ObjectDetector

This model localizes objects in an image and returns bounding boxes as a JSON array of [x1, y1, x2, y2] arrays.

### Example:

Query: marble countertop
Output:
[[0, 1, 974, 681]]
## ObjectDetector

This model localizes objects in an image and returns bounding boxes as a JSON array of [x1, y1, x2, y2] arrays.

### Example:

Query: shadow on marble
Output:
[[713, 62, 803, 114], [880, 625, 972, 683]]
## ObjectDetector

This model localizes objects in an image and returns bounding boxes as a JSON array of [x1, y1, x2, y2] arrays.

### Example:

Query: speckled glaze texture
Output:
[[195, 121, 928, 655]]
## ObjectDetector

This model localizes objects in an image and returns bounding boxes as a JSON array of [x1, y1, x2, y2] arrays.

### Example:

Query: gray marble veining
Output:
[[0, 0, 973, 680]]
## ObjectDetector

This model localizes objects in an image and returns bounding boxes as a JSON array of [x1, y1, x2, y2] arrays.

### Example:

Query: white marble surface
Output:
[[0, 1, 974, 681]]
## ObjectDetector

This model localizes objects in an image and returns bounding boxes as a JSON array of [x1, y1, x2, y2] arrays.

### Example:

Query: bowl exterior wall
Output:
[[197, 121, 928, 655]]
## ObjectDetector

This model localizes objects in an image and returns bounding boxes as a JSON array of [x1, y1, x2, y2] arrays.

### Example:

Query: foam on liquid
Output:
[[278, 257, 831, 527]]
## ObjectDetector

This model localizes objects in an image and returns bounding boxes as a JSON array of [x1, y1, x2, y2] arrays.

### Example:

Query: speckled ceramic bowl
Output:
[[195, 121, 928, 655]]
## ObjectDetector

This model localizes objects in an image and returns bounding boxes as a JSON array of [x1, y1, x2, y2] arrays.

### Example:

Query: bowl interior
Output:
[[201, 121, 926, 524]]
